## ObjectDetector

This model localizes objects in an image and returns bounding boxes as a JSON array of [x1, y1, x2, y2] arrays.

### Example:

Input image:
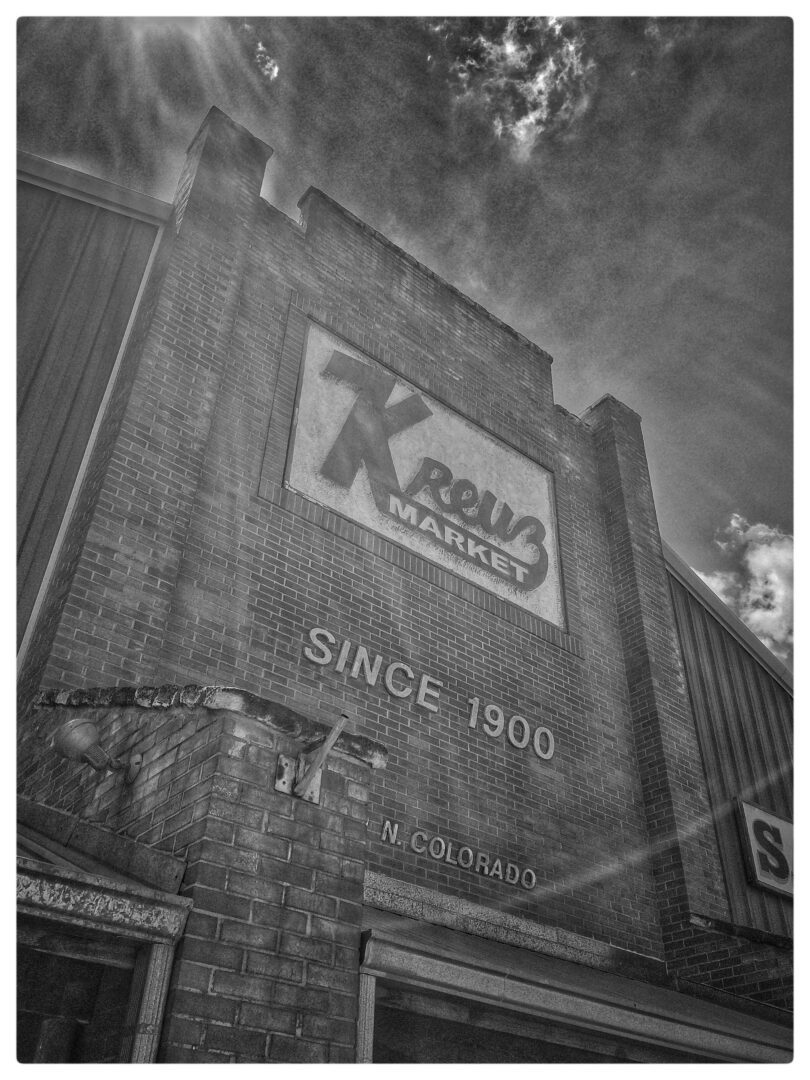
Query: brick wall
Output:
[[26, 109, 272, 699], [27, 686, 386, 1063], [578, 397, 794, 1008], [583, 397, 729, 926], [24, 108, 790, 1011], [674, 928, 792, 1011]]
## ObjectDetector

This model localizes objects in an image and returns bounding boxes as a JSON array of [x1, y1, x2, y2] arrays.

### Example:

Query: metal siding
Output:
[[668, 573, 792, 937], [17, 180, 158, 645]]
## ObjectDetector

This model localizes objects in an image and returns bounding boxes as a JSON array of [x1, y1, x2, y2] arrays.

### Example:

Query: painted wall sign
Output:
[[381, 819, 537, 891], [467, 696, 554, 760], [288, 323, 564, 626], [304, 626, 443, 712], [737, 801, 793, 898], [303, 626, 556, 761]]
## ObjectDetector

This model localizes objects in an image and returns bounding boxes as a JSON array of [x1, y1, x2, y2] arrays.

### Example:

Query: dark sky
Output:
[[16, 16, 794, 664]]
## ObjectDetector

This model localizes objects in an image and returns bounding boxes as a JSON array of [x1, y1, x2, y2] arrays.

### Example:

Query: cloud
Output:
[[433, 17, 594, 159], [696, 514, 793, 666], [255, 40, 279, 81]]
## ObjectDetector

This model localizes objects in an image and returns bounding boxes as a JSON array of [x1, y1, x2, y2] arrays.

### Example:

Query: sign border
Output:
[[283, 316, 569, 630], [735, 798, 793, 899]]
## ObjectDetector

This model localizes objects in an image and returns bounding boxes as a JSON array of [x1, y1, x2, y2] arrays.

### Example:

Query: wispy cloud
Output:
[[434, 17, 594, 159], [254, 39, 279, 81], [696, 514, 793, 666]]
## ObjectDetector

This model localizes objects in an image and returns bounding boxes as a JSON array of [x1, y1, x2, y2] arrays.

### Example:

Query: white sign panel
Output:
[[738, 801, 793, 897], [288, 323, 564, 626]]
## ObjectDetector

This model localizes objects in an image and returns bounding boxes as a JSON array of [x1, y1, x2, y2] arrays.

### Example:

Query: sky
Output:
[[16, 14, 794, 665]]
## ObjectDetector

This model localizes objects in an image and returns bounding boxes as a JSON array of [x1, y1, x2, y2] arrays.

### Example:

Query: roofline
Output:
[[18, 150, 172, 226], [663, 541, 792, 695], [297, 186, 554, 366], [17, 151, 789, 696]]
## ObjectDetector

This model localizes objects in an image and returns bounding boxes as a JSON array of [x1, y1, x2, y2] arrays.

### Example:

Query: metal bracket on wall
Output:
[[274, 713, 350, 804]]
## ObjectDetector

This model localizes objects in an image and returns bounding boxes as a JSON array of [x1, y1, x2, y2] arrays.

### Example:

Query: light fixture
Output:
[[53, 717, 142, 784]]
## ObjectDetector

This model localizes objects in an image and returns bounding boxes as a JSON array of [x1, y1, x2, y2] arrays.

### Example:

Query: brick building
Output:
[[17, 108, 792, 1063]]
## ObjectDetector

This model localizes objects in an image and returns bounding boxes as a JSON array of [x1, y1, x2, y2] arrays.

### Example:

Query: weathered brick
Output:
[[329, 1043, 356, 1063], [234, 825, 291, 861], [309, 915, 362, 948], [19, 102, 791, 1065], [172, 960, 214, 994], [302, 1012, 355, 1045], [252, 901, 308, 935], [304, 961, 358, 993], [161, 1045, 230, 1064], [313, 869, 363, 902], [227, 870, 284, 903], [211, 970, 274, 1005], [168, 989, 238, 1026], [237, 1003, 297, 1035], [245, 952, 304, 982], [283, 886, 337, 919], [182, 860, 228, 891], [268, 1035, 329, 1063], [160, 1015, 205, 1048], [205, 1023, 268, 1059], [260, 857, 313, 889], [219, 921, 279, 952], [178, 936, 242, 971], [273, 982, 330, 1013], [279, 931, 333, 964], [188, 885, 252, 921]]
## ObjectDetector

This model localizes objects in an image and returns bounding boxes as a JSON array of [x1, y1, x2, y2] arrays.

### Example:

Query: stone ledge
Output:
[[33, 684, 388, 770], [18, 858, 191, 941], [363, 871, 667, 985], [360, 919, 792, 1063]]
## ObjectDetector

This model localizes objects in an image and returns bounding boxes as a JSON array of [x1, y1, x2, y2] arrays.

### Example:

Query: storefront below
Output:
[[357, 906, 792, 1064]]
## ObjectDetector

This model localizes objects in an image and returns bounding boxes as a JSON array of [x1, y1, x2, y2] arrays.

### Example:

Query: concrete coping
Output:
[[189, 105, 274, 165], [297, 185, 554, 367], [580, 393, 643, 424], [34, 684, 388, 770]]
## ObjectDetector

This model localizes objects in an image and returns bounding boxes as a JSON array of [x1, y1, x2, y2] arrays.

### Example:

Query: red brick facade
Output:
[[27, 686, 385, 1063], [18, 108, 791, 1062]]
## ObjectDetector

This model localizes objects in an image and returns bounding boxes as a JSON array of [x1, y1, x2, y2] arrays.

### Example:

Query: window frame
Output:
[[17, 856, 191, 1063]]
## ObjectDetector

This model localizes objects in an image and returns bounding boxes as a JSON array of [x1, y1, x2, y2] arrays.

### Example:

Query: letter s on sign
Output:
[[304, 627, 336, 665], [753, 819, 791, 881], [739, 800, 793, 896]]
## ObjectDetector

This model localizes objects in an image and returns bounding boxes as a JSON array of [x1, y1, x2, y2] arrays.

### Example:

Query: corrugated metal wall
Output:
[[669, 573, 793, 938], [17, 177, 161, 647]]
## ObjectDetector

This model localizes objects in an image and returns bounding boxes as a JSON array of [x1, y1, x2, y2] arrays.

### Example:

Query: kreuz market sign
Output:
[[288, 323, 564, 625]]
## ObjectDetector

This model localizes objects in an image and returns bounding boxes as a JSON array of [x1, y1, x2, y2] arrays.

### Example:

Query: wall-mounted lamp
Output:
[[53, 717, 142, 785]]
